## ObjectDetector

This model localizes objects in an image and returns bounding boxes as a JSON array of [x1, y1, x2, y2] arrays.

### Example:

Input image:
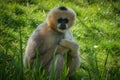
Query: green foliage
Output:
[[0, 0, 120, 80]]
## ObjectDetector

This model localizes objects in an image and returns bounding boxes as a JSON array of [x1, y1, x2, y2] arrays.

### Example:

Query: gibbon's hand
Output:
[[56, 45, 69, 55], [60, 39, 79, 52]]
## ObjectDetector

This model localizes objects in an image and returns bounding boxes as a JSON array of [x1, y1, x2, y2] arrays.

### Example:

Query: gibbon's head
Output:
[[46, 6, 76, 33]]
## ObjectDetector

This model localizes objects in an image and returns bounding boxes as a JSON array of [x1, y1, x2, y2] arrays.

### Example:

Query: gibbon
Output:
[[23, 6, 80, 79]]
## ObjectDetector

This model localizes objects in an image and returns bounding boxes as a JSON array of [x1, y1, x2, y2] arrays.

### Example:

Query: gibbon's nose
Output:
[[59, 24, 66, 30]]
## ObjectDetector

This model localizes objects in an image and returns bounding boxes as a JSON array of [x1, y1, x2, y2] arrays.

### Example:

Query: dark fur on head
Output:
[[59, 6, 67, 11]]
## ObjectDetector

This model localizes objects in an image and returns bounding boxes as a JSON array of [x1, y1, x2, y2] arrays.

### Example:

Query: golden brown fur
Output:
[[23, 6, 80, 79]]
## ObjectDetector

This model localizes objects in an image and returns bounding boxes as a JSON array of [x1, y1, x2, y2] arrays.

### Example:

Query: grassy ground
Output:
[[0, 0, 120, 80]]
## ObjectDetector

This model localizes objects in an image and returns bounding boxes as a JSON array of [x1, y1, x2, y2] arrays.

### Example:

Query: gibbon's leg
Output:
[[23, 39, 37, 68], [48, 54, 64, 79], [40, 45, 68, 67], [24, 42, 68, 68], [67, 54, 80, 77]]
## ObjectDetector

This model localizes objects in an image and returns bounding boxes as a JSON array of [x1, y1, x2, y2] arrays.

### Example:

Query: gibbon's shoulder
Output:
[[30, 22, 49, 40], [29, 24, 44, 40], [36, 23, 46, 30]]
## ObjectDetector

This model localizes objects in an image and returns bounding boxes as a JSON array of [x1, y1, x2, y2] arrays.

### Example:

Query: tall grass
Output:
[[19, 26, 24, 80]]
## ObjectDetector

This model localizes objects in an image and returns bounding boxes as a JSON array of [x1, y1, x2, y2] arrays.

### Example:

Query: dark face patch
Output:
[[57, 18, 69, 23], [57, 18, 69, 30], [59, 24, 66, 30], [58, 6, 67, 11]]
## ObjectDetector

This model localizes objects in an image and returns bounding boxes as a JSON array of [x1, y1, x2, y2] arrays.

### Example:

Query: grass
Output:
[[0, 0, 120, 80]]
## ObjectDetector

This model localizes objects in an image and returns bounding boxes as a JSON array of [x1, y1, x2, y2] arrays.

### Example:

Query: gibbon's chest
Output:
[[44, 33, 64, 49]]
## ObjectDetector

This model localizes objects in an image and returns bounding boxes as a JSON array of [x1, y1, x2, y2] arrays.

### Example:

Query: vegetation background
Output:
[[0, 0, 120, 80]]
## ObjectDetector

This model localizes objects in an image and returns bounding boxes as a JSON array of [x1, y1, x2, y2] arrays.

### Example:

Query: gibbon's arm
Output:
[[23, 24, 45, 67], [23, 30, 41, 67], [60, 30, 80, 57], [60, 39, 79, 57]]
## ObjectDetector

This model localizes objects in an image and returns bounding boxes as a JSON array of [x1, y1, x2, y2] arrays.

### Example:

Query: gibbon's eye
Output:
[[57, 18, 69, 23], [63, 18, 68, 23], [57, 18, 63, 23]]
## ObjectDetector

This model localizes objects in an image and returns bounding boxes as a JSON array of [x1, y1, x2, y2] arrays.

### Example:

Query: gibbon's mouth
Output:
[[57, 24, 68, 33], [59, 24, 67, 30]]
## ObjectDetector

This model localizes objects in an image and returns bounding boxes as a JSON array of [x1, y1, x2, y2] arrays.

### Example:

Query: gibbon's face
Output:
[[46, 6, 76, 33], [57, 17, 69, 33]]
